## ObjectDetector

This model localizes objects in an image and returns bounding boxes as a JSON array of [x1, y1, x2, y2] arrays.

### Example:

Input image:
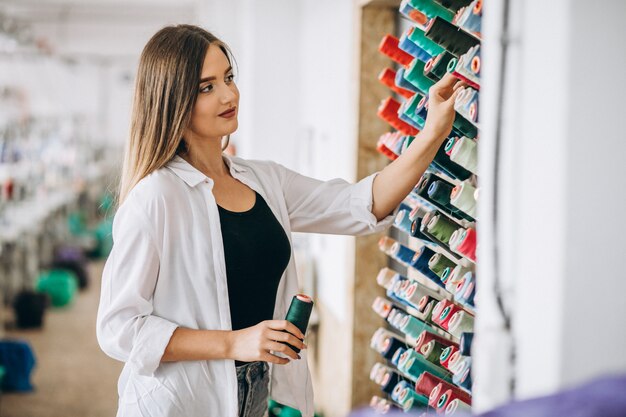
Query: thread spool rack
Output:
[[367, 0, 482, 413]]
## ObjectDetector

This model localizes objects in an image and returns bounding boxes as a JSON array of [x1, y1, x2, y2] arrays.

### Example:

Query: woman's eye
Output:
[[226, 74, 235, 83], [200, 84, 213, 93]]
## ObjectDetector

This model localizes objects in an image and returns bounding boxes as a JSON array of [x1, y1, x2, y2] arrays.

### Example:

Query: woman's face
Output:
[[187, 44, 239, 141]]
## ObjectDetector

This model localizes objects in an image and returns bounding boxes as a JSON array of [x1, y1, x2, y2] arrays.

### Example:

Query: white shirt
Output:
[[96, 155, 394, 417]]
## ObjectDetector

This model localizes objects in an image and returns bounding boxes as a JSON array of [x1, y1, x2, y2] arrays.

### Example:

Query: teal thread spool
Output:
[[401, 389, 429, 410], [427, 180, 454, 206], [404, 58, 436, 94], [425, 51, 456, 82], [408, 26, 445, 57], [426, 213, 457, 243], [405, 93, 426, 127], [400, 314, 433, 339], [453, 112, 478, 138], [285, 294, 314, 353], [404, 351, 451, 381], [428, 253, 457, 278], [409, 0, 455, 21], [447, 57, 458, 73]]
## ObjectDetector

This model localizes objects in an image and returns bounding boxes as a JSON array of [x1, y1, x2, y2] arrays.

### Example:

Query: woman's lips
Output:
[[219, 108, 236, 118]]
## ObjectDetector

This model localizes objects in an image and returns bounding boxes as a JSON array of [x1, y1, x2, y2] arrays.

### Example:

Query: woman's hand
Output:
[[421, 73, 466, 141], [229, 320, 307, 365]]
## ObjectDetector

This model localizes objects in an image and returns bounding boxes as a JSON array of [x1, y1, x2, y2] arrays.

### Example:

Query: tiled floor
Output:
[[2, 261, 122, 417]]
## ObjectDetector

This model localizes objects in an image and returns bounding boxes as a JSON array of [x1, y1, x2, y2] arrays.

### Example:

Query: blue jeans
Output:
[[236, 361, 269, 417]]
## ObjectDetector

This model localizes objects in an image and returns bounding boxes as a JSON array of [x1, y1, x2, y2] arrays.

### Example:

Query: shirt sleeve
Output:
[[275, 162, 397, 235], [96, 198, 178, 377]]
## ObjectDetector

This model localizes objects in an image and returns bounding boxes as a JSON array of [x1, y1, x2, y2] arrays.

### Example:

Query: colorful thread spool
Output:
[[436, 389, 456, 413], [446, 265, 472, 293], [423, 374, 472, 405], [391, 241, 417, 265], [433, 140, 473, 181], [456, 227, 477, 261], [377, 97, 420, 136], [438, 304, 462, 330], [380, 335, 406, 360], [449, 136, 478, 173], [378, 34, 414, 66], [414, 372, 443, 397], [284, 294, 313, 353], [407, 25, 445, 57], [372, 296, 393, 318], [404, 351, 451, 380], [378, 67, 414, 99], [410, 246, 442, 283], [447, 311, 475, 338], [381, 370, 402, 395], [427, 180, 454, 207], [428, 383, 444, 408], [404, 58, 436, 94], [426, 213, 458, 244], [424, 16, 480, 58], [395, 68, 422, 95], [419, 339, 448, 364], [428, 253, 457, 279], [459, 332, 474, 356], [392, 347, 407, 367], [399, 27, 432, 62], [450, 180, 477, 218], [439, 345, 459, 370], [392, 380, 412, 403], [408, 0, 455, 21], [448, 227, 465, 252], [445, 398, 472, 414], [454, 271, 476, 307], [400, 315, 431, 339]]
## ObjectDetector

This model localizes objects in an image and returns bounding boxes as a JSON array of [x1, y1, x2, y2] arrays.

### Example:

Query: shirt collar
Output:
[[166, 154, 247, 187]]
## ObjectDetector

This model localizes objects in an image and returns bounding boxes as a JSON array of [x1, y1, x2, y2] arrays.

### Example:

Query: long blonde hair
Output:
[[119, 25, 235, 204]]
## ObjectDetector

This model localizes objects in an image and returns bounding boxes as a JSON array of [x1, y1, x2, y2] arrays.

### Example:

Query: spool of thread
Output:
[[284, 294, 313, 353], [447, 56, 458, 73], [399, 27, 432, 62], [420, 339, 447, 364], [456, 227, 477, 261], [440, 266, 454, 285], [415, 330, 457, 352], [372, 296, 393, 318], [414, 372, 444, 397], [378, 34, 414, 66], [392, 310, 407, 329], [428, 383, 444, 408], [410, 246, 442, 283], [381, 370, 401, 394], [391, 242, 417, 265], [392, 347, 407, 367], [447, 350, 462, 372], [431, 299, 453, 325], [400, 315, 429, 339], [450, 136, 478, 173], [426, 213, 458, 244], [436, 389, 455, 413], [410, 217, 433, 242], [404, 281, 436, 309], [447, 311, 475, 338], [457, 366, 473, 391], [446, 266, 472, 292], [394, 209, 414, 235], [378, 236, 396, 254], [409, 0, 455, 21], [392, 380, 411, 403], [438, 304, 462, 330], [439, 345, 459, 370], [407, 24, 445, 56], [398, 279, 411, 298], [448, 228, 465, 252], [380, 335, 406, 360], [424, 17, 480, 57], [451, 355, 471, 377], [398, 348, 418, 373], [377, 97, 420, 136], [378, 67, 415, 99], [445, 398, 472, 415], [428, 253, 457, 279], [459, 332, 474, 356], [433, 140, 472, 181], [370, 363, 383, 383], [422, 373, 472, 405], [453, 272, 473, 298], [460, 277, 476, 307], [427, 180, 454, 207], [404, 352, 451, 381], [450, 180, 477, 218], [404, 59, 434, 96], [376, 268, 398, 289]]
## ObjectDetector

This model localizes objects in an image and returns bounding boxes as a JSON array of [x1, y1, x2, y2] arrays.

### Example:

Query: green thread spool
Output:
[[420, 340, 447, 364], [405, 93, 426, 127], [404, 352, 452, 381], [408, 26, 445, 57], [404, 58, 436, 94], [400, 388, 429, 411], [285, 294, 314, 353], [428, 52, 456, 81], [447, 57, 458, 73], [450, 180, 477, 218], [427, 181, 454, 206], [398, 348, 419, 373], [409, 0, 455, 21], [453, 113, 478, 138], [426, 213, 457, 243], [428, 253, 457, 278]]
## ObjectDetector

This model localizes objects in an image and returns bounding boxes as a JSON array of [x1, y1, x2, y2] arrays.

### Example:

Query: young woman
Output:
[[96, 25, 462, 417]]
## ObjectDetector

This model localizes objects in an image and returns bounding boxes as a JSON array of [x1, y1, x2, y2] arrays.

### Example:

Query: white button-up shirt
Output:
[[96, 155, 394, 417]]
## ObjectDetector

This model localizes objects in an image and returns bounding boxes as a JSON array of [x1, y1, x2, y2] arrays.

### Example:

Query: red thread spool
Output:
[[425, 376, 472, 406], [414, 330, 458, 352], [439, 345, 459, 369], [456, 227, 477, 261], [436, 389, 456, 412], [428, 383, 443, 408], [408, 10, 429, 25], [378, 35, 413, 67], [452, 70, 481, 90], [439, 304, 462, 330], [377, 97, 420, 136], [378, 68, 414, 99], [376, 135, 397, 160], [431, 299, 454, 326]]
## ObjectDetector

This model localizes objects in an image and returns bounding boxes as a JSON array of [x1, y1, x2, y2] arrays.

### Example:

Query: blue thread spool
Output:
[[399, 29, 432, 62], [394, 209, 414, 235], [391, 380, 411, 403], [399, 107, 423, 130], [452, 359, 473, 391], [392, 347, 407, 367], [395, 67, 421, 93], [381, 370, 401, 395], [410, 246, 443, 285], [391, 242, 417, 266], [428, 181, 454, 206], [459, 332, 474, 356], [380, 335, 405, 360]]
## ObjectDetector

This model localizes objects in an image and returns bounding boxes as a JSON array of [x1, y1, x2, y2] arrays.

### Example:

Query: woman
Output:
[[96, 24, 462, 417]]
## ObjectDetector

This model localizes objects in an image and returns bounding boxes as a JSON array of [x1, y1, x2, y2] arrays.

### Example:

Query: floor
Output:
[[1, 261, 122, 417]]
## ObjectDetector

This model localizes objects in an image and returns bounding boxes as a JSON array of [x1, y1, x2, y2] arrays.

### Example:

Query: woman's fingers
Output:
[[267, 341, 300, 360], [268, 330, 307, 350], [267, 320, 305, 340], [261, 351, 290, 365]]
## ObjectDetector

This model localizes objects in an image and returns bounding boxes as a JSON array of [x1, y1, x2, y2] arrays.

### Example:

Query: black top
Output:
[[217, 191, 291, 365]]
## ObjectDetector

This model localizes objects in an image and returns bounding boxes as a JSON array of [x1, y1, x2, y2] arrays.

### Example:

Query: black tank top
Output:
[[217, 191, 291, 365]]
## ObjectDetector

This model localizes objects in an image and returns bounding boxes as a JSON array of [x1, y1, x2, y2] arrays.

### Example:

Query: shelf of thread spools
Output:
[[367, 0, 482, 414]]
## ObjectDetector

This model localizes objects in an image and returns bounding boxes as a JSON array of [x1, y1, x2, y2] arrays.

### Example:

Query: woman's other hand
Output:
[[421, 73, 466, 141], [229, 320, 307, 365]]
